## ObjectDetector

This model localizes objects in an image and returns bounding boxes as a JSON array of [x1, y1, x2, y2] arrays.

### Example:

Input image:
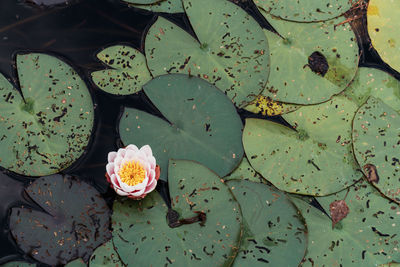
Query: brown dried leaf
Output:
[[329, 200, 350, 228]]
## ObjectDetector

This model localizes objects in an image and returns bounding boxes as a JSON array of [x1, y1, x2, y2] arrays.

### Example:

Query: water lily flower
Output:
[[105, 144, 160, 199]]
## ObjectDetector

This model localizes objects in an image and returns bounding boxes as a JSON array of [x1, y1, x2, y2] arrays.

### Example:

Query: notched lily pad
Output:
[[119, 74, 244, 181], [260, 11, 359, 104], [255, 0, 354, 22], [145, 0, 270, 107], [0, 53, 94, 176], [91, 45, 152, 95], [112, 160, 242, 266], [292, 180, 400, 266], [228, 180, 307, 266], [89, 240, 124, 267], [224, 157, 264, 183], [9, 175, 111, 266], [352, 97, 400, 203], [243, 96, 361, 196]]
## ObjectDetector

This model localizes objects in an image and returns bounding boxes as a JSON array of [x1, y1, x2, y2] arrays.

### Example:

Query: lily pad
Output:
[[128, 0, 184, 13], [0, 53, 94, 176], [64, 258, 86, 267], [227, 180, 307, 266], [112, 160, 242, 266], [89, 240, 124, 267], [9, 175, 111, 266], [260, 11, 359, 104], [224, 157, 264, 183], [352, 97, 400, 203], [243, 96, 361, 196], [368, 0, 400, 73], [255, 0, 354, 22], [344, 67, 400, 112], [291, 179, 400, 266], [244, 95, 299, 116], [1, 262, 36, 267], [122, 0, 159, 4], [119, 74, 244, 181], [91, 45, 152, 95], [145, 0, 270, 108]]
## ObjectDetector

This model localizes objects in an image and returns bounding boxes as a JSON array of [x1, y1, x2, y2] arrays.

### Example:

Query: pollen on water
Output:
[[119, 161, 146, 186]]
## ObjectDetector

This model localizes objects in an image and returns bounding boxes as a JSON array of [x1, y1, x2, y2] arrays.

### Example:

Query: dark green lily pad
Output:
[[0, 53, 94, 176], [119, 74, 244, 181], [224, 157, 264, 183], [352, 97, 400, 203], [255, 0, 354, 22], [145, 0, 270, 108], [112, 160, 242, 266], [291, 179, 400, 266], [9, 175, 111, 266], [260, 11, 359, 104], [243, 96, 361, 196], [128, 0, 184, 13], [89, 240, 124, 267], [344, 67, 400, 112], [91, 45, 152, 95], [1, 262, 36, 267], [122, 0, 159, 4], [227, 180, 307, 266], [64, 258, 86, 267]]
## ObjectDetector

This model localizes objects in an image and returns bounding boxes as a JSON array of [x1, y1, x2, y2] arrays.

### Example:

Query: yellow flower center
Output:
[[118, 160, 146, 186]]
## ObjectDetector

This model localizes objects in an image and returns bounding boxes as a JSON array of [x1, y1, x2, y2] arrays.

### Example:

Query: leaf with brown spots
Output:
[[329, 199, 350, 228]]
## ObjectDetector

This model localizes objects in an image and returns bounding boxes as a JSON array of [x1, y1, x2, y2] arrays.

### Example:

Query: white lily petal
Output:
[[126, 144, 139, 152], [106, 162, 115, 176], [140, 145, 153, 157], [107, 152, 117, 163], [115, 188, 129, 196]]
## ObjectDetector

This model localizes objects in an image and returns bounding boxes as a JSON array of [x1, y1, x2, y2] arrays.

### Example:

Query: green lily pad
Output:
[[352, 97, 400, 203], [260, 11, 359, 104], [119, 74, 244, 181], [0, 53, 94, 176], [291, 179, 400, 266], [91, 45, 152, 95], [255, 0, 354, 22], [145, 0, 270, 108], [9, 175, 111, 266], [128, 0, 184, 13], [64, 258, 86, 267], [344, 67, 400, 112], [224, 157, 264, 183], [227, 180, 307, 266], [243, 96, 361, 196], [89, 240, 124, 267], [368, 0, 400, 73], [112, 160, 242, 266], [1, 262, 36, 267]]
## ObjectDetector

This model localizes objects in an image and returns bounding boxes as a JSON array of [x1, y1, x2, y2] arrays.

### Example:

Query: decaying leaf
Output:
[[329, 199, 350, 228], [363, 164, 380, 183]]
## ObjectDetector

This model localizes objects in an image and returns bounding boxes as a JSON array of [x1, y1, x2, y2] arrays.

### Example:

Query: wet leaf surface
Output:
[[292, 179, 400, 266], [228, 180, 307, 266], [9, 175, 111, 266], [243, 96, 361, 196], [145, 0, 270, 107], [260, 11, 359, 104], [0, 53, 94, 176], [352, 97, 400, 203], [119, 74, 244, 181], [255, 0, 354, 22], [91, 45, 152, 95], [112, 160, 242, 266]]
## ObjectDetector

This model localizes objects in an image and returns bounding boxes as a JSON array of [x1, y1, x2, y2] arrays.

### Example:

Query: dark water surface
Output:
[[0, 0, 397, 265]]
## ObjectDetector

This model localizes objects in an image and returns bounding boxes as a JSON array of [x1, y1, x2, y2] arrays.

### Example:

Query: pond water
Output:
[[0, 0, 398, 266]]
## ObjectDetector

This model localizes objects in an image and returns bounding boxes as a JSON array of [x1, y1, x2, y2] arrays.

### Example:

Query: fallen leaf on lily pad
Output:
[[329, 199, 349, 228]]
